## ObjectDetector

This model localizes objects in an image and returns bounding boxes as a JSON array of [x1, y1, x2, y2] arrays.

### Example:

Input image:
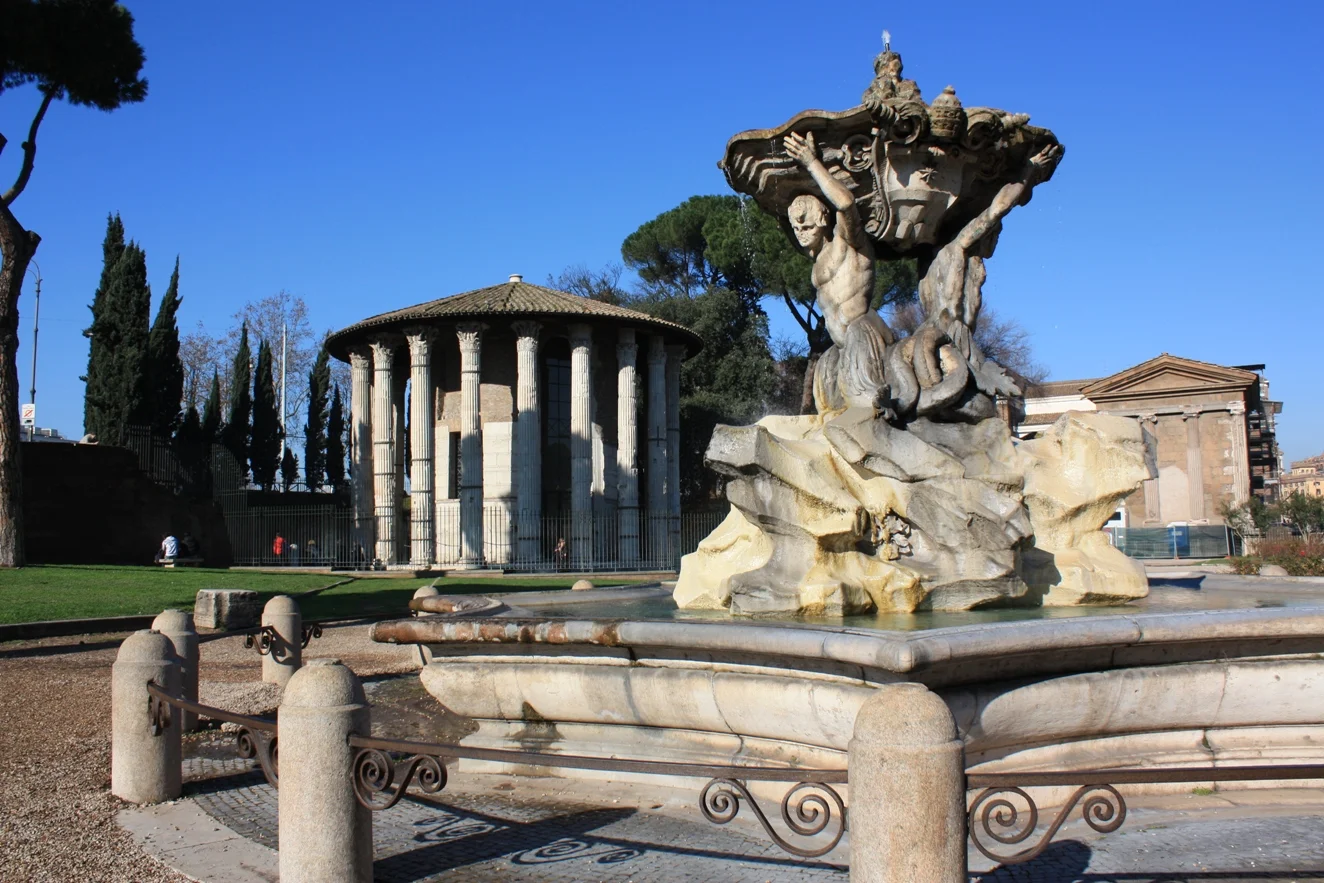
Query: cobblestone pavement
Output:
[[180, 758, 1324, 883]]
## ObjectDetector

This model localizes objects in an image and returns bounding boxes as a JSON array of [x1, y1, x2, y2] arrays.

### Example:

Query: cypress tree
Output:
[[303, 348, 330, 490], [176, 383, 205, 483], [147, 257, 184, 436], [222, 324, 252, 476], [250, 339, 281, 490], [326, 384, 346, 488], [83, 213, 126, 439], [202, 370, 222, 443], [281, 447, 299, 493], [84, 242, 151, 445]]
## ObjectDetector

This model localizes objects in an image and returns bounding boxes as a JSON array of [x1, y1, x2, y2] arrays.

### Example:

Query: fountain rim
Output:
[[373, 601, 1324, 677]]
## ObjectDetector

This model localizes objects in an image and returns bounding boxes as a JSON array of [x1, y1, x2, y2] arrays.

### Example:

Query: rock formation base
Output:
[[675, 410, 1153, 615]]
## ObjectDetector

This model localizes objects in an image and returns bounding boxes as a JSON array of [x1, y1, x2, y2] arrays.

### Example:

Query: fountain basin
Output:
[[375, 580, 1324, 797]]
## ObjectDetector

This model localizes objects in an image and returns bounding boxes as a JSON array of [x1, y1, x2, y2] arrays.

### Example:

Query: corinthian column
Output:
[[512, 321, 542, 561], [646, 335, 667, 564], [393, 370, 407, 562], [348, 347, 373, 558], [405, 327, 437, 567], [1228, 400, 1250, 505], [456, 323, 486, 568], [569, 324, 594, 570], [1139, 413, 1161, 525], [616, 328, 639, 565], [665, 343, 685, 566], [1183, 406, 1206, 521], [368, 336, 398, 565]]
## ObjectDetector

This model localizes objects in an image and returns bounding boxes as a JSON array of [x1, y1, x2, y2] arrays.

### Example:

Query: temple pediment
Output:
[[1080, 354, 1258, 403]]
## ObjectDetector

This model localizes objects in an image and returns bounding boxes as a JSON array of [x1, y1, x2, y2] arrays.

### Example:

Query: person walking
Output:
[[272, 532, 287, 566]]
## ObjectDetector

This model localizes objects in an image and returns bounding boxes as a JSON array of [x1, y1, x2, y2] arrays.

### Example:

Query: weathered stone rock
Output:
[[1260, 564, 1290, 577], [676, 408, 1032, 614], [193, 589, 260, 630], [1018, 413, 1154, 604], [571, 579, 595, 591], [677, 409, 1151, 614]]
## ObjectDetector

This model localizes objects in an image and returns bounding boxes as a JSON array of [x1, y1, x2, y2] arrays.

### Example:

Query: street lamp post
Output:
[[27, 260, 41, 443]]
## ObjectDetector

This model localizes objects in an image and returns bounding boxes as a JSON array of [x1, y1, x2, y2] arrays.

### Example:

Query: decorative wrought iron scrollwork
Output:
[[968, 784, 1126, 865], [244, 625, 277, 656], [236, 727, 280, 788], [148, 687, 172, 736], [352, 748, 447, 811], [300, 623, 323, 648], [700, 778, 846, 858]]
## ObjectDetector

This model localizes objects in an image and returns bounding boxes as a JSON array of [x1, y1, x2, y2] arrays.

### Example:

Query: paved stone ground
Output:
[[970, 812, 1324, 881], [174, 756, 1324, 883], [184, 757, 848, 882]]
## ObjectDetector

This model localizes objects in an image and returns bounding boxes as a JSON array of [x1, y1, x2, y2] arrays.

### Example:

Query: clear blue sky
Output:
[[1, 0, 1320, 461]]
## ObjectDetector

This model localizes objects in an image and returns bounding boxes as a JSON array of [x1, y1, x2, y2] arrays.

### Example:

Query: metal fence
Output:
[[222, 502, 728, 571], [223, 505, 366, 568], [123, 425, 211, 496], [1106, 525, 1240, 559], [432, 505, 726, 572]]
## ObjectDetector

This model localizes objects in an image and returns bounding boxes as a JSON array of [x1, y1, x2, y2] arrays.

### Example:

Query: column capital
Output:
[[647, 333, 666, 365], [617, 327, 637, 365], [368, 335, 398, 363], [568, 322, 593, 348], [512, 320, 542, 341], [1182, 405, 1204, 420], [347, 346, 371, 371], [456, 322, 486, 352], [1228, 400, 1247, 415], [403, 325, 440, 345], [665, 343, 686, 360], [404, 328, 439, 366], [1137, 412, 1158, 425]]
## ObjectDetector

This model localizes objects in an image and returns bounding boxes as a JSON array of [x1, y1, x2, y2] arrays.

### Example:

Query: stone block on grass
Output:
[[194, 589, 261, 630]]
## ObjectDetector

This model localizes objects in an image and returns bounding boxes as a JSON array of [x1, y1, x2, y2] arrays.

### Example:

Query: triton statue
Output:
[[675, 42, 1152, 616]]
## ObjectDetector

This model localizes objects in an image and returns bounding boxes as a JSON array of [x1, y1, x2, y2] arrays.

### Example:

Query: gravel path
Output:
[[0, 621, 421, 882]]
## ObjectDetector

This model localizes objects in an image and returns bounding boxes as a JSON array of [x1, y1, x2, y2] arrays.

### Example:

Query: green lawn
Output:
[[0, 565, 644, 625]]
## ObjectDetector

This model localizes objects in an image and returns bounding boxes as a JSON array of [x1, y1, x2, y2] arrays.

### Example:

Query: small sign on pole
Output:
[[20, 404, 35, 427]]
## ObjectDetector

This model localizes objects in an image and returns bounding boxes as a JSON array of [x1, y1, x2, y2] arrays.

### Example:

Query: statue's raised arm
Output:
[[785, 131, 868, 252], [954, 144, 1063, 252]]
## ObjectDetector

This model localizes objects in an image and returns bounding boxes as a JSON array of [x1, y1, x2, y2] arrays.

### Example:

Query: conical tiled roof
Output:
[[326, 278, 701, 359]]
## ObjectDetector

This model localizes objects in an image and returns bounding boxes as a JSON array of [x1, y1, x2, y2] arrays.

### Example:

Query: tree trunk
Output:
[[0, 206, 36, 567], [799, 351, 820, 415]]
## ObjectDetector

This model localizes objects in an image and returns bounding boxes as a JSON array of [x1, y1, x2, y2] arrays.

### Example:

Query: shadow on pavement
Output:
[[375, 799, 845, 882], [972, 837, 1324, 882]]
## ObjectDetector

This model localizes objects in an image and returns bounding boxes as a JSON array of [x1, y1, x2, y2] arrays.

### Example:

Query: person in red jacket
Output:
[[272, 532, 286, 565]]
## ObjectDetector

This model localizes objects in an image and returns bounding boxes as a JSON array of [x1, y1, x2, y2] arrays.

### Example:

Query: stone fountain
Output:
[[366, 44, 1324, 835], [675, 46, 1154, 615]]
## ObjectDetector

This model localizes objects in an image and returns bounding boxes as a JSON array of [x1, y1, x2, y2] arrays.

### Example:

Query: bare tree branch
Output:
[[2, 91, 55, 208], [782, 292, 815, 336]]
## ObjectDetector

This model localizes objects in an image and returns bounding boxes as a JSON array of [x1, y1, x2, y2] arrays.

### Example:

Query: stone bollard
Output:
[[278, 659, 372, 883], [261, 595, 303, 687], [412, 585, 441, 605], [152, 609, 199, 731], [411, 586, 440, 664], [848, 683, 966, 882], [111, 630, 182, 804]]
